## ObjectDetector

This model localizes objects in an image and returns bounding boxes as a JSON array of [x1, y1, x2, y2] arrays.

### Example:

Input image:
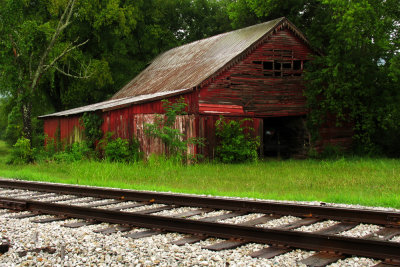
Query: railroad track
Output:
[[0, 178, 399, 266]]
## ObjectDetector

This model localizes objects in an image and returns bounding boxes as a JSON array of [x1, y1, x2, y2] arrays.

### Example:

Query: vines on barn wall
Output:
[[144, 97, 204, 162], [80, 112, 103, 149]]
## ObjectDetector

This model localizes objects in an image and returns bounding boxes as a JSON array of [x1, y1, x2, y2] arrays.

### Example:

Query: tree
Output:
[[304, 0, 400, 154], [0, 0, 234, 147], [0, 0, 91, 144]]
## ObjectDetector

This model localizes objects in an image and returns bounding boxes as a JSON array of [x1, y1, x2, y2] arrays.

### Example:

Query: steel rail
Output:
[[0, 197, 400, 261], [0, 178, 399, 226]]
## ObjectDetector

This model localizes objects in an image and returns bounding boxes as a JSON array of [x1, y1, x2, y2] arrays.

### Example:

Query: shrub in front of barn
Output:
[[215, 116, 260, 163]]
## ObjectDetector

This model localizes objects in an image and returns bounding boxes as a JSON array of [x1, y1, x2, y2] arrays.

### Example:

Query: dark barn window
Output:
[[293, 60, 301, 70], [263, 61, 273, 70], [261, 58, 306, 78]]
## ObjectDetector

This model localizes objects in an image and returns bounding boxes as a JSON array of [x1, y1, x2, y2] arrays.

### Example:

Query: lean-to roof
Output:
[[38, 88, 191, 118]]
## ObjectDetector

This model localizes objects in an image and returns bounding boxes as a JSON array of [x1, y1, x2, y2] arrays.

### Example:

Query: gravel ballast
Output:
[[0, 183, 397, 266], [0, 209, 386, 266]]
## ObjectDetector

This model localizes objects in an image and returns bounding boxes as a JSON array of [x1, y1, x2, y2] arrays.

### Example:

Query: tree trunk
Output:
[[21, 102, 32, 145]]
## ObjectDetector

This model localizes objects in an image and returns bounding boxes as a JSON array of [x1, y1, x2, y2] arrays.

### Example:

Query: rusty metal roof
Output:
[[41, 17, 313, 118], [112, 17, 298, 99], [38, 88, 192, 118]]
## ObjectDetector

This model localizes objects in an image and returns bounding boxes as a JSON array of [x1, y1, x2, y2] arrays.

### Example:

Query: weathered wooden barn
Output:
[[39, 17, 352, 158]]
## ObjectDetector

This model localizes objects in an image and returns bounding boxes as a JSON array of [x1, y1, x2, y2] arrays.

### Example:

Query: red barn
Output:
[[39, 17, 352, 158]]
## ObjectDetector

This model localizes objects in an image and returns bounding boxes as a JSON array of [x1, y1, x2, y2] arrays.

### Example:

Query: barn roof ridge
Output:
[[157, 17, 286, 58]]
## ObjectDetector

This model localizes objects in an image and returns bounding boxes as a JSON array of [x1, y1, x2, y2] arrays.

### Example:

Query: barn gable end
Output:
[[198, 27, 313, 117]]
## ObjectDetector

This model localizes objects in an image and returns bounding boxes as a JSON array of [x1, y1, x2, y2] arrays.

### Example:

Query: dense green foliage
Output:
[[80, 112, 103, 148], [7, 137, 34, 164], [304, 0, 400, 155], [1, 0, 399, 156], [104, 137, 130, 162], [100, 133, 141, 162], [215, 116, 260, 163]]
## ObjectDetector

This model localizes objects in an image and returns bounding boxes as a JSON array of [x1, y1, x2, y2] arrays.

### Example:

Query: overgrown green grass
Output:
[[0, 140, 9, 160], [0, 141, 399, 208]]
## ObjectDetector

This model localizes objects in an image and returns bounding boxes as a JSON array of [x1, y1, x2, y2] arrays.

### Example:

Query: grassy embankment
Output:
[[0, 140, 399, 208]]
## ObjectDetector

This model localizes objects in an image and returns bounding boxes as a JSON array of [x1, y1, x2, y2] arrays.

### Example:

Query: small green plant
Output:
[[7, 137, 34, 164], [215, 116, 260, 163], [81, 112, 103, 148]]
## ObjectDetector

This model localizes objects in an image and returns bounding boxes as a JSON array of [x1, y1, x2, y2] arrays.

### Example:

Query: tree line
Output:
[[0, 0, 399, 156]]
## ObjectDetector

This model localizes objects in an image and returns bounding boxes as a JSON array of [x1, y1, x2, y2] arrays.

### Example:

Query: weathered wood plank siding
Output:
[[101, 112, 196, 158], [199, 28, 313, 117]]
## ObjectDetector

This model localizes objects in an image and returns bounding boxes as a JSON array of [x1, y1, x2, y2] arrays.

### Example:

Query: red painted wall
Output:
[[43, 116, 83, 145]]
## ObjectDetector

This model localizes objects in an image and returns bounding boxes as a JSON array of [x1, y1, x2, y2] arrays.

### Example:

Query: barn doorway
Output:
[[263, 116, 309, 158]]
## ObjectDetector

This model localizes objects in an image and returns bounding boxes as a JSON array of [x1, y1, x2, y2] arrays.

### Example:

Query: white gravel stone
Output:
[[124, 203, 167, 213], [152, 206, 200, 217], [191, 210, 230, 220], [56, 197, 98, 206], [0, 189, 28, 196], [339, 223, 382, 238], [41, 195, 76, 202], [220, 213, 265, 224], [295, 220, 338, 232], [390, 235, 400, 242], [256, 215, 300, 228], [327, 256, 380, 267]]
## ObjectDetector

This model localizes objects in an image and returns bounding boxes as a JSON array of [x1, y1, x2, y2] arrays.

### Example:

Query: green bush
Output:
[[215, 116, 260, 163], [104, 137, 131, 162], [7, 137, 34, 164]]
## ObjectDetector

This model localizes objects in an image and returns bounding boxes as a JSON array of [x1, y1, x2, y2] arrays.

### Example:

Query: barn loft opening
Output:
[[293, 60, 301, 70], [263, 116, 308, 158]]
